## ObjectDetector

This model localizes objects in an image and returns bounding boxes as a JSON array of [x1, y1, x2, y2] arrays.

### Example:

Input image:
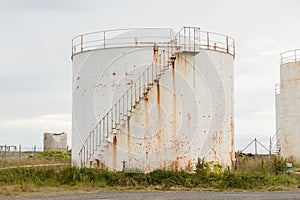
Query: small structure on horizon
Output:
[[43, 132, 67, 152]]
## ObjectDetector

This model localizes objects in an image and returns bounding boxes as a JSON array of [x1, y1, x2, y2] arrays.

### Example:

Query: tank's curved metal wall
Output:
[[279, 50, 300, 161], [72, 47, 155, 166], [72, 28, 235, 171], [275, 84, 282, 153]]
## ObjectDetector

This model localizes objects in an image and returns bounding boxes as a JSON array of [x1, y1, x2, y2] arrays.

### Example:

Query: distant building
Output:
[[43, 132, 67, 152]]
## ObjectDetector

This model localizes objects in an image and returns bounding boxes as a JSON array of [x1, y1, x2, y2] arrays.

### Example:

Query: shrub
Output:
[[36, 151, 71, 161], [272, 157, 287, 174]]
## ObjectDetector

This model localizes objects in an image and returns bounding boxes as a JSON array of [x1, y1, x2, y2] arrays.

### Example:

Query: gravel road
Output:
[[3, 191, 300, 200]]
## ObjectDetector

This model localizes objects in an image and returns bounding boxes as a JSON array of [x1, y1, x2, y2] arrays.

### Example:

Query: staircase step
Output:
[[112, 128, 118, 134], [133, 104, 137, 108], [115, 123, 121, 130]]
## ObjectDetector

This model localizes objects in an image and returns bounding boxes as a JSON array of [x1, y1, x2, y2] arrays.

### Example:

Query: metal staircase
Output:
[[271, 129, 281, 155], [79, 47, 176, 167]]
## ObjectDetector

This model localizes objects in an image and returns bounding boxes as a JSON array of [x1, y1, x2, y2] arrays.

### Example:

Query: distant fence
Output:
[[0, 144, 69, 159]]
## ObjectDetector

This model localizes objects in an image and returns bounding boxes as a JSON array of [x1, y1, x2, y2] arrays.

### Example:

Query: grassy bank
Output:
[[0, 167, 298, 196], [0, 156, 299, 196], [0, 151, 70, 168]]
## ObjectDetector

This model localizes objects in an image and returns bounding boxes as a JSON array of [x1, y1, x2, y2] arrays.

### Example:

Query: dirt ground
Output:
[[3, 190, 300, 200]]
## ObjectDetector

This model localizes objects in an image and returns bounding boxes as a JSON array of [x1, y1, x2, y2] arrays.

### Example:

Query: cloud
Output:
[[0, 114, 69, 128], [0, 0, 93, 13], [0, 114, 71, 147]]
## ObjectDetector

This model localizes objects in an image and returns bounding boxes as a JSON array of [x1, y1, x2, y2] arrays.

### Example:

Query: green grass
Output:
[[0, 166, 297, 190], [0, 155, 299, 196]]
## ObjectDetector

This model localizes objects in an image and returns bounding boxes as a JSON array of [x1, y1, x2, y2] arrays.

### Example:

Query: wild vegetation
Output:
[[0, 152, 299, 196], [0, 151, 70, 168], [36, 150, 71, 161]]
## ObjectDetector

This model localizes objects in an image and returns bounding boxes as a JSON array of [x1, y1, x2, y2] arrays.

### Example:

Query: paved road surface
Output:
[[4, 191, 300, 200]]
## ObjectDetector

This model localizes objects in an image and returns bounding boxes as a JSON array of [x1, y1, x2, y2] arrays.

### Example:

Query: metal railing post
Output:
[[103, 116, 106, 140], [207, 32, 209, 50], [122, 94, 125, 120], [80, 35, 83, 52], [104, 32, 106, 49], [106, 113, 109, 136], [226, 36, 229, 53]]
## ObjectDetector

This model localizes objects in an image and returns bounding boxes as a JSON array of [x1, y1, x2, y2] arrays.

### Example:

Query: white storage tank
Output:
[[275, 84, 282, 153], [71, 27, 235, 172], [43, 132, 67, 152], [277, 49, 300, 161]]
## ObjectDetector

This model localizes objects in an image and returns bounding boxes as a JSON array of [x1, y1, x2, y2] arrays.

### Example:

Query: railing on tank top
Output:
[[280, 49, 300, 64], [78, 47, 175, 167], [174, 26, 235, 57], [71, 27, 235, 59], [71, 28, 174, 58]]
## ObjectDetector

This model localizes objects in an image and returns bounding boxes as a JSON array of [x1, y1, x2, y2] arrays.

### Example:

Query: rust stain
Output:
[[213, 147, 217, 162], [170, 157, 180, 171], [171, 55, 176, 69], [156, 83, 160, 105], [156, 83, 162, 164], [186, 160, 192, 172], [113, 136, 117, 171], [144, 98, 151, 171], [211, 133, 217, 162], [153, 45, 159, 77], [216, 130, 223, 163], [187, 113, 191, 164], [153, 45, 159, 62]]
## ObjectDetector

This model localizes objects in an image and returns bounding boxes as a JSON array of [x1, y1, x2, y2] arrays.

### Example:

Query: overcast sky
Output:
[[0, 0, 299, 152]]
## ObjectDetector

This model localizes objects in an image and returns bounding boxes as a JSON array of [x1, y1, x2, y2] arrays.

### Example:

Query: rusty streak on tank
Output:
[[144, 97, 151, 171], [187, 113, 191, 168], [156, 83, 162, 155], [153, 45, 159, 77], [113, 136, 117, 171], [153, 45, 158, 61]]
